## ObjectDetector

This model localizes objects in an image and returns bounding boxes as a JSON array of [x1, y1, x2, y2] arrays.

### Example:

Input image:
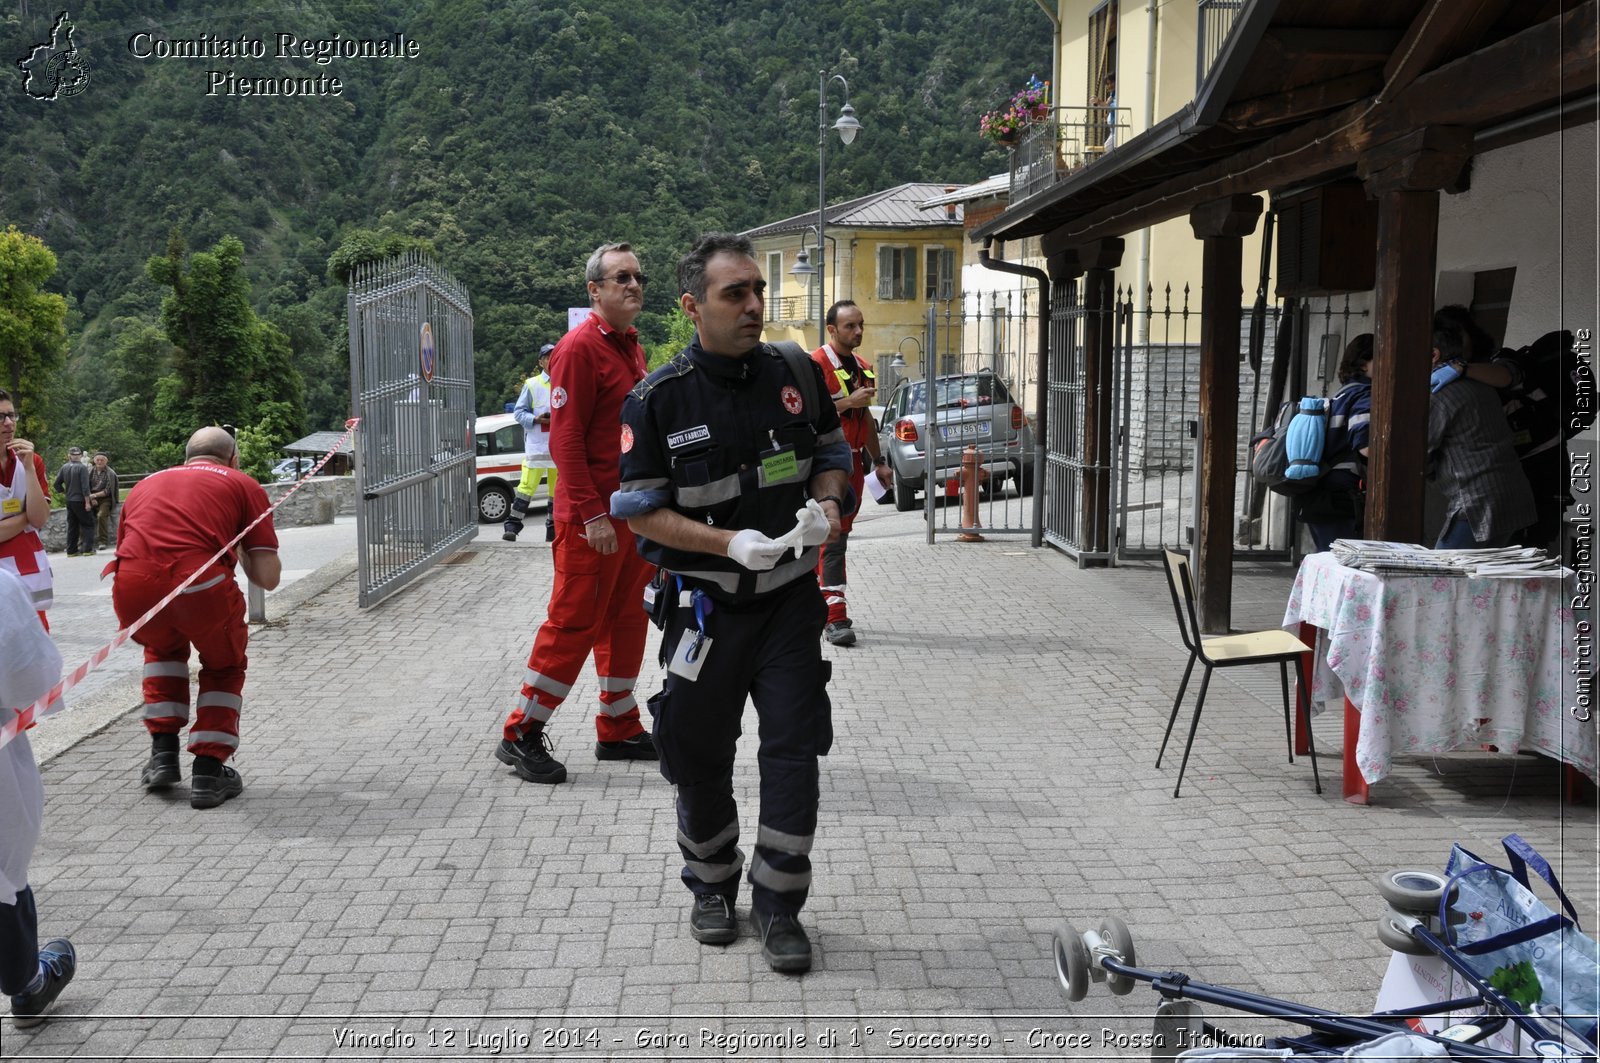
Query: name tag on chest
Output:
[[760, 447, 798, 485]]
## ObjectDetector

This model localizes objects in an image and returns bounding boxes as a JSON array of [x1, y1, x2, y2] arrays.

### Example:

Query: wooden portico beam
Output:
[[1040, 1, 1596, 248], [1360, 126, 1474, 543], [1189, 195, 1262, 634], [1264, 27, 1403, 63], [1382, 0, 1522, 98], [1219, 70, 1388, 134]]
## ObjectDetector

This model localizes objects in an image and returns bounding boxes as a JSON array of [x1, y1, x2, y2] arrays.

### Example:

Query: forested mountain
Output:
[[2, 0, 1049, 472]]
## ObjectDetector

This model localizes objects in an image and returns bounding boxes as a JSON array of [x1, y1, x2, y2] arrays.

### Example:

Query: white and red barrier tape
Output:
[[0, 418, 361, 753]]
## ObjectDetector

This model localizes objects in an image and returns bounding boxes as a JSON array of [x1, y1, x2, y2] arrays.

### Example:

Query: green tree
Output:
[[146, 231, 261, 430], [0, 226, 68, 426], [645, 306, 697, 369]]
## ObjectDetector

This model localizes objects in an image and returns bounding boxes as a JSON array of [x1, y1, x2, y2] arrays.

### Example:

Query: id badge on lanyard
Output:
[[758, 430, 798, 488], [668, 587, 713, 681]]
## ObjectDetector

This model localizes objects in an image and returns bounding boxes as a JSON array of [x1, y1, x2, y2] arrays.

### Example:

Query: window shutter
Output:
[[878, 246, 893, 300], [939, 249, 955, 300], [903, 250, 917, 301]]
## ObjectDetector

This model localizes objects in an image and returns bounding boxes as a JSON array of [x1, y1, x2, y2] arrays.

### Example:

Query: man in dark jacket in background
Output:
[[52, 447, 92, 556]]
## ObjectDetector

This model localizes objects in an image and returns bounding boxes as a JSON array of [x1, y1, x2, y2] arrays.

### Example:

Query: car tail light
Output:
[[1010, 406, 1023, 430], [895, 419, 919, 443]]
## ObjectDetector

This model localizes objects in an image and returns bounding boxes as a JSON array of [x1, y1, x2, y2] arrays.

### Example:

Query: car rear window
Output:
[[904, 374, 1014, 414]]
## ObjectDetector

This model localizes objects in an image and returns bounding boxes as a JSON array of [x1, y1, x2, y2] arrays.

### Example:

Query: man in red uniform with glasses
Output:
[[112, 426, 280, 810], [493, 242, 658, 784]]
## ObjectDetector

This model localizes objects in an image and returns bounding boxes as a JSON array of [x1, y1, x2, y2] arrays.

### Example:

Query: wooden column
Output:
[[1359, 127, 1472, 542], [1189, 195, 1262, 634], [1078, 239, 1124, 559]]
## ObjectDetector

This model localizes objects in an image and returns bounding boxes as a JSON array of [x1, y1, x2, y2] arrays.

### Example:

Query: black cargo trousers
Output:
[[647, 575, 833, 918]]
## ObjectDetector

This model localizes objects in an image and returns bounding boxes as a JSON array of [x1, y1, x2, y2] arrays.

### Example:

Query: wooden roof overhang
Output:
[[974, 0, 1596, 255]]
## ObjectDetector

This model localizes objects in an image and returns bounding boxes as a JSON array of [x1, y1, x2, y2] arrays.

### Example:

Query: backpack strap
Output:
[[767, 341, 823, 428]]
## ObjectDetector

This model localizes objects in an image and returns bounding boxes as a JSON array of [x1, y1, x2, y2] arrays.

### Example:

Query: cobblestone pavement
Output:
[[8, 502, 1596, 1060]]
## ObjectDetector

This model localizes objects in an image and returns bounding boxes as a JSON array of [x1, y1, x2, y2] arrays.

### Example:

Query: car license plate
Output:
[[943, 421, 992, 441]]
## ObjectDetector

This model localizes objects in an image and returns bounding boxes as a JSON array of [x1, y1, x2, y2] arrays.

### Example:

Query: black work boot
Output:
[[496, 726, 567, 784], [753, 908, 813, 973], [189, 755, 244, 810], [688, 894, 738, 945], [140, 733, 181, 789], [504, 494, 531, 541], [595, 731, 658, 761]]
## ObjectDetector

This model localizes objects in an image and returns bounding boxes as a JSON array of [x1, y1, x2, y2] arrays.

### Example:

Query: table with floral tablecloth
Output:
[[1283, 551, 1594, 790]]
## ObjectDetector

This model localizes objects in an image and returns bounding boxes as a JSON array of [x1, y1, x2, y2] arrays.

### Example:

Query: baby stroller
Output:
[[1052, 836, 1598, 1060]]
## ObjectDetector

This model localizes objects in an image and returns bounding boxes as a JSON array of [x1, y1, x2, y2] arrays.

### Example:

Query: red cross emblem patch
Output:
[[781, 385, 803, 415]]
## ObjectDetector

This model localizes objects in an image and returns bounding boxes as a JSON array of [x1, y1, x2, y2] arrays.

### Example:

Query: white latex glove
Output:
[[789, 499, 832, 550], [726, 528, 788, 571]]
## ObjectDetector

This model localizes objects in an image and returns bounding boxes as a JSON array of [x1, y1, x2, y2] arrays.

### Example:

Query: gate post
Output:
[[1079, 239, 1124, 561]]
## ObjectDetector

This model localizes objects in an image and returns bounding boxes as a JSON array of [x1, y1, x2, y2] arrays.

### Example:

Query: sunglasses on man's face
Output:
[[599, 272, 648, 288], [0, 412, 17, 422]]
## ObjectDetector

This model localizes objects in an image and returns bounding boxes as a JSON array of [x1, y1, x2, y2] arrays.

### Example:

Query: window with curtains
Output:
[[1088, 0, 1118, 148], [923, 247, 955, 301], [765, 252, 783, 321], [877, 246, 917, 301], [989, 306, 1010, 356]]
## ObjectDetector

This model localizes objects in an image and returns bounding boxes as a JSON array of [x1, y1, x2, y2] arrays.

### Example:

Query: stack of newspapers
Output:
[[1328, 539, 1565, 578]]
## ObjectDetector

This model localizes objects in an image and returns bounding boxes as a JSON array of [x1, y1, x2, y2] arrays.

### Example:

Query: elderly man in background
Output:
[[86, 451, 119, 553]]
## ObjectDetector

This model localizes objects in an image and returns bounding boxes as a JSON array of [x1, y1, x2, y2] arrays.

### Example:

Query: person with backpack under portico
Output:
[[1298, 334, 1373, 551]]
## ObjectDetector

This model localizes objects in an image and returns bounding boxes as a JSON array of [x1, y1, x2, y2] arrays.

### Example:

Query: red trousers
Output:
[[111, 562, 248, 762], [816, 453, 866, 625], [503, 518, 652, 743]]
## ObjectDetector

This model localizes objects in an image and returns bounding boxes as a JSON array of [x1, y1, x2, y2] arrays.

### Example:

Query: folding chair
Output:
[[1157, 549, 1321, 798]]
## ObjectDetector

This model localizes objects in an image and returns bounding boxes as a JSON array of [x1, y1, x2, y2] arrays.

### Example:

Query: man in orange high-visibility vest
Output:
[[809, 300, 890, 647]]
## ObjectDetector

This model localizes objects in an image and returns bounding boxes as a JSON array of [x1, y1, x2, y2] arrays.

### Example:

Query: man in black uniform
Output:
[[612, 232, 851, 974]]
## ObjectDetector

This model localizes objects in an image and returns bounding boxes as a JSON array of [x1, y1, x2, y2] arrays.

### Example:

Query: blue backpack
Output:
[[1251, 397, 1329, 496]]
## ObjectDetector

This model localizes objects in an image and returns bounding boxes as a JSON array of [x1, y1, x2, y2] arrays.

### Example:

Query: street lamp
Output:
[[894, 336, 921, 388], [790, 226, 836, 325], [812, 71, 861, 347]]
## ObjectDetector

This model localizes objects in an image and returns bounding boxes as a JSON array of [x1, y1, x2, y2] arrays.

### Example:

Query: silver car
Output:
[[877, 370, 1036, 511]]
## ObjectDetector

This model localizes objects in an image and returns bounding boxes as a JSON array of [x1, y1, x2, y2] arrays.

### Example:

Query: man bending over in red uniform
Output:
[[112, 426, 280, 810]]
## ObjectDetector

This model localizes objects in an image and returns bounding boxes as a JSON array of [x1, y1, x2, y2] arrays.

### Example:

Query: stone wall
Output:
[[262, 476, 355, 527], [1124, 316, 1279, 475]]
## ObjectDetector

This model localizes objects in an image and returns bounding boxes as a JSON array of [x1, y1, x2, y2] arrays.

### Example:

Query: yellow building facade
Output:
[[1047, 0, 1262, 312], [745, 182, 965, 384]]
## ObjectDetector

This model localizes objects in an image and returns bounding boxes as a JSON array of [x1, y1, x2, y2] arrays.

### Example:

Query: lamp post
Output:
[[810, 71, 861, 348]]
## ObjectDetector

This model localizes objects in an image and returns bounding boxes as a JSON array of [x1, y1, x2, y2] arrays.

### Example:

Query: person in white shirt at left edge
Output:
[[0, 567, 78, 1028]]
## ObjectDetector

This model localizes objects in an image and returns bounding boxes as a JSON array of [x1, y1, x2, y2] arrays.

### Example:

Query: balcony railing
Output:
[[1007, 105, 1130, 203], [766, 294, 811, 323], [1198, 0, 1245, 87]]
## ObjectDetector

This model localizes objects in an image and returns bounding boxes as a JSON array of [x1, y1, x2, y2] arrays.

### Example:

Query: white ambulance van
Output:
[[473, 412, 550, 523]]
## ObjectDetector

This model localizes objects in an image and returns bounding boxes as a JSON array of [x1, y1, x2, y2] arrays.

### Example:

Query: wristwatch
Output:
[[816, 495, 844, 510]]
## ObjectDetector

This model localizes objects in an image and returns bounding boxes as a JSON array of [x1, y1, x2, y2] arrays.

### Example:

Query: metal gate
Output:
[[912, 295, 1039, 540], [1042, 275, 1117, 560], [347, 252, 477, 608], [1106, 285, 1369, 561]]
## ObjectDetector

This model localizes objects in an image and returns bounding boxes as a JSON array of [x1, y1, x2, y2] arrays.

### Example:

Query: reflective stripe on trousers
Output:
[[503, 518, 652, 743], [112, 563, 249, 762], [649, 577, 832, 915]]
